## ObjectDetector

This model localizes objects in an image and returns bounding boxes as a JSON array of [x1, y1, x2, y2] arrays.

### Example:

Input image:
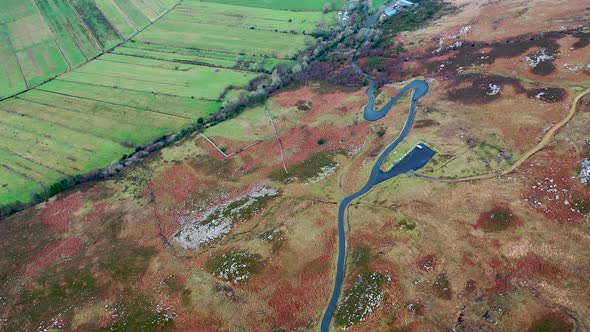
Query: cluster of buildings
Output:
[[337, 10, 351, 24], [337, 0, 416, 25], [382, 0, 415, 18]]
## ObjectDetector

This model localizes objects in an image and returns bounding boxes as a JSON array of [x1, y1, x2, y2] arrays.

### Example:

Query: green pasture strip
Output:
[[70, 0, 122, 49], [11, 94, 185, 144], [33, 0, 87, 66], [172, 1, 333, 32], [372, 0, 386, 8], [59, 74, 194, 98], [198, 0, 343, 11], [93, 0, 137, 38], [144, 0, 168, 15], [205, 104, 269, 141], [0, 149, 63, 185], [19, 89, 190, 129], [122, 42, 294, 72], [135, 21, 308, 57], [158, 0, 179, 8], [0, 106, 125, 154], [0, 29, 27, 98], [129, 0, 165, 21], [76, 57, 207, 85], [108, 45, 290, 75], [0, 109, 129, 173], [165, 11, 320, 33], [128, 0, 158, 21], [124, 42, 240, 60], [65, 60, 256, 99], [40, 79, 220, 119], [180, 1, 329, 22], [4, 13, 50, 50], [49, 0, 103, 58], [15, 41, 70, 86], [100, 51, 237, 70], [0, 166, 40, 204], [0, 121, 98, 171], [247, 57, 294, 72], [111, 46, 238, 67], [1, 98, 158, 145], [0, 0, 37, 23], [0, 130, 85, 175], [112, 0, 151, 27]]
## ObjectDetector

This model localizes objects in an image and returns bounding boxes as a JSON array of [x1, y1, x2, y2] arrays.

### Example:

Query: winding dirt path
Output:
[[264, 103, 288, 174], [412, 88, 590, 183]]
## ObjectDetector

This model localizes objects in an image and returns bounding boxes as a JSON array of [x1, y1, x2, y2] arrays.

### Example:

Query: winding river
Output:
[[320, 57, 434, 331]]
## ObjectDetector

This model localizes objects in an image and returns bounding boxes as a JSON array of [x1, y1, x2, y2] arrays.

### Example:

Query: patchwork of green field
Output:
[[39, 79, 221, 118], [62, 56, 257, 99], [118, 42, 294, 72], [93, 0, 136, 38], [172, 1, 335, 33], [0, 0, 339, 206], [0, 30, 27, 96], [134, 21, 309, 58], [0, 167, 41, 205], [0, 0, 180, 99], [111, 46, 239, 68], [0, 85, 220, 204], [200, 0, 343, 11]]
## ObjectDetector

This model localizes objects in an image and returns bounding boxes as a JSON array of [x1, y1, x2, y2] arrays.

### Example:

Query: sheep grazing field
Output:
[[0, 0, 337, 207]]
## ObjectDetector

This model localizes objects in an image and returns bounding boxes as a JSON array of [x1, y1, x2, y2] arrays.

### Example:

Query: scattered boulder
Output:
[[579, 158, 590, 184]]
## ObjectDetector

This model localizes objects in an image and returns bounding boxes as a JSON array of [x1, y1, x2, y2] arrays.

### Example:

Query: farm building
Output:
[[383, 8, 399, 17], [381, 0, 415, 18]]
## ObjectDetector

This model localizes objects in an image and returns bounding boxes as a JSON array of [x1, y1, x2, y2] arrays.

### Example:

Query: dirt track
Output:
[[412, 88, 590, 183]]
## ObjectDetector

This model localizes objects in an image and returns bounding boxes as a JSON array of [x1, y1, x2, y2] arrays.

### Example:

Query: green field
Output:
[[173, 1, 334, 33], [0, 0, 179, 99], [0, 0, 337, 206], [200, 0, 343, 11], [63, 57, 257, 99], [372, 0, 388, 8], [119, 42, 294, 72], [134, 21, 310, 58]]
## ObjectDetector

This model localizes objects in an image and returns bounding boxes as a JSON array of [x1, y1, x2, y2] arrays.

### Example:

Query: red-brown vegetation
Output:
[[416, 254, 438, 272], [465, 279, 477, 293], [151, 164, 202, 203], [280, 124, 369, 166], [39, 192, 82, 233], [268, 233, 334, 329], [269, 270, 324, 328], [487, 273, 514, 294], [21, 237, 82, 276], [474, 206, 522, 232], [350, 228, 396, 250], [522, 150, 588, 223], [83, 201, 109, 223], [514, 253, 564, 282]]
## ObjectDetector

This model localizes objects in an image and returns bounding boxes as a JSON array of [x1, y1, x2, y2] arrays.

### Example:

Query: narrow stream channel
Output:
[[320, 23, 434, 331]]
